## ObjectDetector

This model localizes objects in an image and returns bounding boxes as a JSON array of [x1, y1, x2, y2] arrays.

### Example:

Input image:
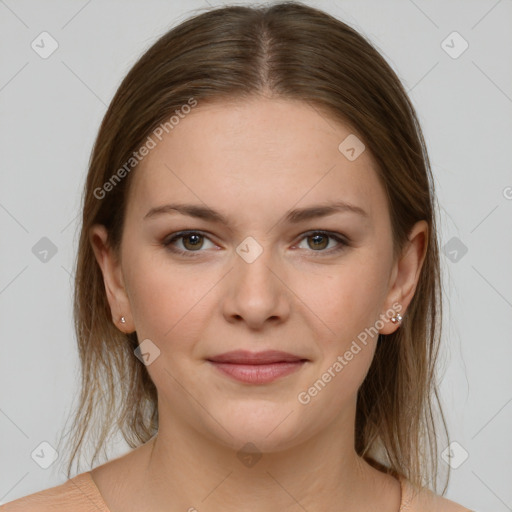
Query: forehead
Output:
[[127, 97, 387, 226]]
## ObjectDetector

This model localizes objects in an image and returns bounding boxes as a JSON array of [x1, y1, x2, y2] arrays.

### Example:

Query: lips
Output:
[[207, 350, 308, 384], [207, 350, 306, 365]]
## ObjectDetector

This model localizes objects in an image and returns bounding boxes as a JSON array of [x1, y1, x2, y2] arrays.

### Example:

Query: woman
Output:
[[3, 2, 473, 510]]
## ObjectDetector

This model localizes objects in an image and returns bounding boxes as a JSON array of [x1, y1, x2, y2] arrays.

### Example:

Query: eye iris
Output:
[[308, 234, 328, 250], [183, 234, 203, 251]]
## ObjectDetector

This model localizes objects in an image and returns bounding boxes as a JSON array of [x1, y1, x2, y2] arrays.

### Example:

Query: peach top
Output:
[[1, 471, 474, 511]]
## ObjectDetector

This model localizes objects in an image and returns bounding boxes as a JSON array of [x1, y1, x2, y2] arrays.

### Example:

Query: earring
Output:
[[120, 316, 126, 324], [391, 313, 403, 324]]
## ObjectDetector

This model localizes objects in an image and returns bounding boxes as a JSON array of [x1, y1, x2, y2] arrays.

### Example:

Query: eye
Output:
[[163, 231, 216, 256], [294, 231, 348, 256]]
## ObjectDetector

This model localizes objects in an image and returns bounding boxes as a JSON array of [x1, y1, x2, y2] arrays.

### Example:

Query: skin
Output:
[[89, 96, 428, 512]]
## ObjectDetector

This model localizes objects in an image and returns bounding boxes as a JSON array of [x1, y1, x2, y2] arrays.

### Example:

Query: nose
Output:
[[222, 242, 290, 329]]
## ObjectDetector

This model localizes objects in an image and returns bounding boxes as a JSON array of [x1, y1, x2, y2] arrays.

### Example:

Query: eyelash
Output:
[[162, 230, 349, 258]]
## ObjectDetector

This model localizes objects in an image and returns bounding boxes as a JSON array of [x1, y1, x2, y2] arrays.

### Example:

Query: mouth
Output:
[[206, 350, 309, 384]]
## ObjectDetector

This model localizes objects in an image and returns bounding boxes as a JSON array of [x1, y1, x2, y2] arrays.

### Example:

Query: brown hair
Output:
[[57, 0, 449, 493]]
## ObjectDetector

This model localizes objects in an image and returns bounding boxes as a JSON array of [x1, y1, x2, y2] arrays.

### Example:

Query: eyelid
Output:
[[293, 230, 349, 255], [163, 230, 218, 255]]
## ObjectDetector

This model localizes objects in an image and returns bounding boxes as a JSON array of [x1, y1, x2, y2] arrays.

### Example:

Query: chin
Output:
[[202, 399, 310, 454]]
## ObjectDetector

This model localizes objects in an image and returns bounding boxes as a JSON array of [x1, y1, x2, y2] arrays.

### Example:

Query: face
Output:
[[91, 97, 427, 454]]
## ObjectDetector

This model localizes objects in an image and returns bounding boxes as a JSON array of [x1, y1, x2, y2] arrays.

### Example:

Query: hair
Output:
[[57, 0, 450, 493]]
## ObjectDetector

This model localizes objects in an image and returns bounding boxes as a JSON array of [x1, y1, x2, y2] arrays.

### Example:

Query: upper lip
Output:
[[207, 350, 307, 364]]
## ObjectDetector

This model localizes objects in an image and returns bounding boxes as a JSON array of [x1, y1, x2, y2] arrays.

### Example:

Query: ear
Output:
[[89, 224, 135, 333], [379, 220, 428, 335]]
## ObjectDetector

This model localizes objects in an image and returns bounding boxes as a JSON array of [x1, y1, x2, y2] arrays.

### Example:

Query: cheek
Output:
[[292, 255, 388, 342], [124, 251, 211, 343], [294, 255, 388, 398]]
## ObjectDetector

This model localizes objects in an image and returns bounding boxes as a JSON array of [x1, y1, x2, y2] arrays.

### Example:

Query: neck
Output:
[[139, 410, 390, 512]]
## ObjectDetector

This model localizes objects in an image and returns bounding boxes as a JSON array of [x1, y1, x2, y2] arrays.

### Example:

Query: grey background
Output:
[[1, 0, 511, 510]]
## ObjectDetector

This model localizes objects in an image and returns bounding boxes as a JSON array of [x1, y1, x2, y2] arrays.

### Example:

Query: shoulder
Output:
[[0, 472, 110, 511], [399, 476, 475, 512]]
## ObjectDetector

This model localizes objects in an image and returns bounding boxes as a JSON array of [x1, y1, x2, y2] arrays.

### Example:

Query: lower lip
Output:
[[208, 361, 305, 384]]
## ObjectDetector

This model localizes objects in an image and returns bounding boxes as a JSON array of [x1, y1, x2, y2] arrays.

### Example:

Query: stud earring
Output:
[[390, 313, 403, 324], [120, 316, 126, 324]]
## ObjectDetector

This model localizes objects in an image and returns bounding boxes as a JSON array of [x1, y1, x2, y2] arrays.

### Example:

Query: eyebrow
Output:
[[143, 200, 369, 225]]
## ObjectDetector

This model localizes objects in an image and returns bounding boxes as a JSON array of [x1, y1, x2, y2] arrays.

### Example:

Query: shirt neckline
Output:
[[75, 471, 111, 511], [81, 470, 409, 511]]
